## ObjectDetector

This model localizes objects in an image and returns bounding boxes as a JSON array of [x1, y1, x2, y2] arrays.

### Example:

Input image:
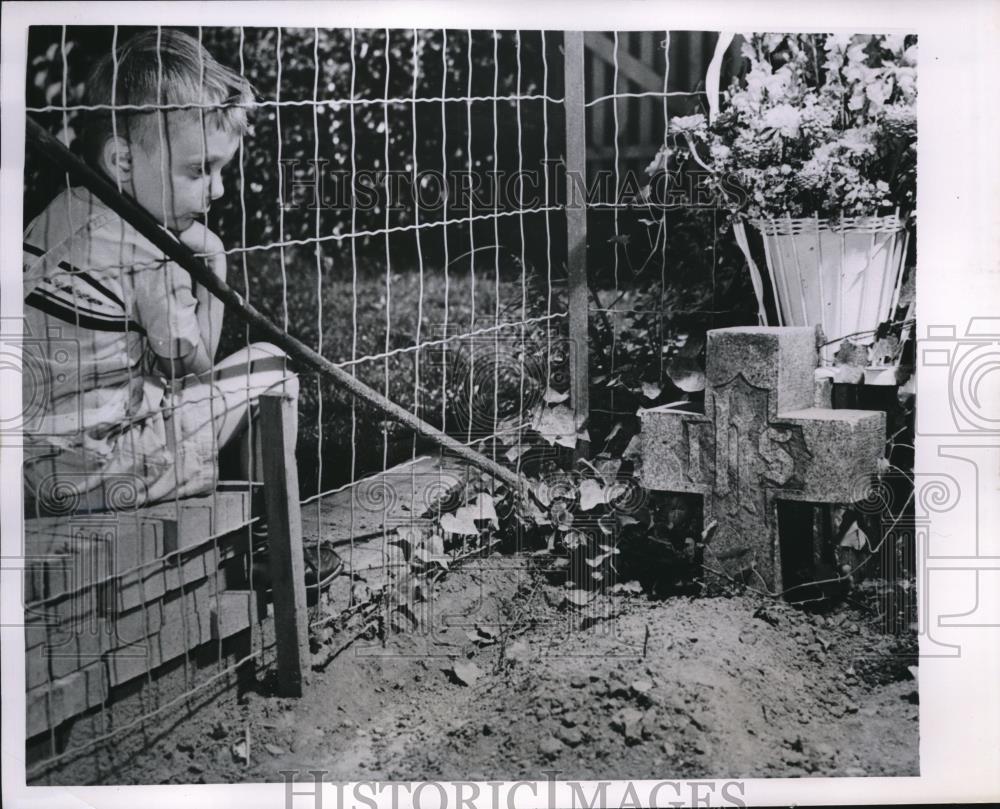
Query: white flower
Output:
[[825, 34, 853, 52], [762, 104, 801, 137], [846, 42, 868, 65], [865, 80, 886, 107], [882, 34, 906, 54], [645, 146, 671, 176], [710, 143, 732, 162], [669, 113, 707, 134]]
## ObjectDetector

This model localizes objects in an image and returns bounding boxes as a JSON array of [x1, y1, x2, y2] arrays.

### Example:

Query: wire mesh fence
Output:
[[19, 24, 916, 782], [21, 25, 681, 779]]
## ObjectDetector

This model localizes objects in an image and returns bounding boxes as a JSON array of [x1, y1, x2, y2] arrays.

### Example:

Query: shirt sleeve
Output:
[[94, 217, 201, 359], [132, 258, 202, 360]]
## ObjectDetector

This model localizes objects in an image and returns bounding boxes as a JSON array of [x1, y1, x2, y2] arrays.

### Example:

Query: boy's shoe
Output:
[[303, 541, 345, 592], [248, 536, 344, 596]]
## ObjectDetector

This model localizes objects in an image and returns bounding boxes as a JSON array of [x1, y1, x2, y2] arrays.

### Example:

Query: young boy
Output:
[[23, 29, 298, 519]]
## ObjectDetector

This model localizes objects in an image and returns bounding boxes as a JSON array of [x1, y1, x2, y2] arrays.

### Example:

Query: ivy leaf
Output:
[[578, 479, 606, 512], [838, 521, 871, 551], [531, 480, 552, 507], [598, 514, 617, 535], [563, 589, 595, 608], [666, 363, 705, 393], [524, 497, 551, 526], [532, 404, 577, 447], [602, 421, 624, 449], [440, 508, 479, 536], [550, 501, 575, 530], [449, 660, 483, 687], [543, 387, 570, 404], [622, 434, 643, 461], [641, 381, 662, 401], [505, 444, 526, 462], [426, 532, 445, 556], [473, 493, 499, 528], [383, 544, 408, 572], [593, 457, 622, 486]]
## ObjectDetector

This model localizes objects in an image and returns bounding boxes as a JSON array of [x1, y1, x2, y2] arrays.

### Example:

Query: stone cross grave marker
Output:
[[640, 327, 886, 592]]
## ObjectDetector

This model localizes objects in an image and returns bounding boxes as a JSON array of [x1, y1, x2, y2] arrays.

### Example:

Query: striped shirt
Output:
[[23, 186, 201, 453]]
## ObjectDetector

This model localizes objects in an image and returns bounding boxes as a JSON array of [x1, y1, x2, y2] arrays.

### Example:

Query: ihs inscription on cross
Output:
[[640, 327, 886, 592]]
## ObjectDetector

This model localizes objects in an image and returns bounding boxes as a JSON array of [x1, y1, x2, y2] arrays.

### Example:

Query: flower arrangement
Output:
[[647, 33, 917, 222]]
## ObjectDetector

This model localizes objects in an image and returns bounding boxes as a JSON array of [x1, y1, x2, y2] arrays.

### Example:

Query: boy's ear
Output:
[[101, 137, 133, 184]]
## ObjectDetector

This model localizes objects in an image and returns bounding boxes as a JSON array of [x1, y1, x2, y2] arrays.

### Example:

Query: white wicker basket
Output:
[[749, 213, 909, 365]]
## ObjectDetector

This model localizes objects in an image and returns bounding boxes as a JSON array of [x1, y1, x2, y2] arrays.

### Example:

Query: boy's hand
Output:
[[178, 221, 226, 280], [174, 221, 226, 372]]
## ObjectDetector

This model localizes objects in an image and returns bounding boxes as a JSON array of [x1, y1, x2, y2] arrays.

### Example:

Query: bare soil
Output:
[[89, 555, 919, 783]]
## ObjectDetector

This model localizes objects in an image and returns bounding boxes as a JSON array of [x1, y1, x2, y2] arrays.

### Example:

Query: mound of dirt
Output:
[[78, 555, 919, 784]]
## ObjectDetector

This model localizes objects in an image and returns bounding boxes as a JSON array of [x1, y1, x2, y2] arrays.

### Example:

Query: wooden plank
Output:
[[689, 32, 705, 83], [23, 490, 251, 606], [25, 587, 254, 737], [26, 663, 108, 739], [564, 31, 591, 451], [211, 590, 257, 641], [260, 393, 309, 697], [103, 582, 215, 688], [300, 454, 473, 547], [589, 48, 606, 149], [299, 454, 473, 642], [142, 490, 252, 554], [585, 31, 665, 94]]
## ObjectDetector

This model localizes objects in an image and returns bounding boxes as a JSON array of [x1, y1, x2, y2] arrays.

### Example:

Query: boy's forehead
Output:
[[159, 113, 240, 159]]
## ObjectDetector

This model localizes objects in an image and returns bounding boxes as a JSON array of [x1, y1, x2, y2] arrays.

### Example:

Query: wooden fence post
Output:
[[260, 392, 309, 697], [564, 31, 590, 454]]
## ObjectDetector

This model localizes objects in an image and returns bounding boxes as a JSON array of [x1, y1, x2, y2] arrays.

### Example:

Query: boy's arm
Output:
[[178, 222, 226, 364], [154, 224, 227, 379]]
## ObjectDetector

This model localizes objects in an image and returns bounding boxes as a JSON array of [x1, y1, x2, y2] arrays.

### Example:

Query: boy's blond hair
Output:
[[81, 28, 255, 165]]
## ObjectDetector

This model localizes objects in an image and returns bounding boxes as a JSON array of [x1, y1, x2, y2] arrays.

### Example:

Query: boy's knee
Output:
[[249, 341, 288, 360], [245, 342, 298, 398]]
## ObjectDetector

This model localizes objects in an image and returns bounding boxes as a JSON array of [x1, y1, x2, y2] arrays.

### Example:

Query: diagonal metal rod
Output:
[[25, 117, 525, 494]]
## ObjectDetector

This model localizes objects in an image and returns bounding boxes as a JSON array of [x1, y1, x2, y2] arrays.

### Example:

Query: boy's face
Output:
[[128, 112, 240, 234]]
